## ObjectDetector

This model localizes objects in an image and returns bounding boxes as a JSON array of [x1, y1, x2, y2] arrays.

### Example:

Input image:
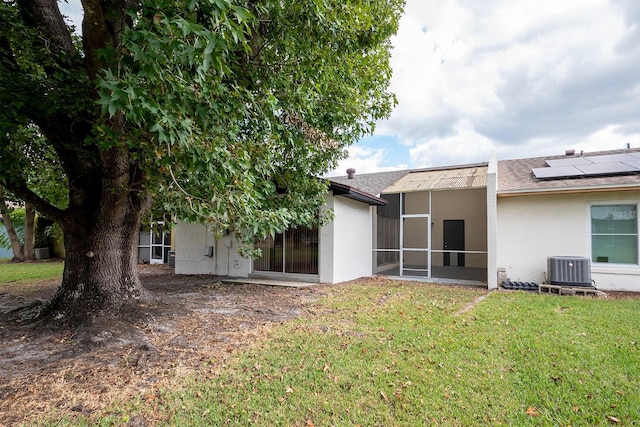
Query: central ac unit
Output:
[[547, 256, 591, 286]]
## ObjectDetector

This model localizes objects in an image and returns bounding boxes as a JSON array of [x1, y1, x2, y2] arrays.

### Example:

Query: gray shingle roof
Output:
[[498, 148, 640, 194], [328, 169, 410, 196]]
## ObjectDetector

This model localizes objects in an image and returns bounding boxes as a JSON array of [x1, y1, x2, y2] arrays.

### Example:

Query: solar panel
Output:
[[533, 151, 640, 180], [576, 162, 639, 175], [545, 157, 593, 167], [623, 160, 640, 169], [532, 165, 584, 179], [584, 153, 638, 163]]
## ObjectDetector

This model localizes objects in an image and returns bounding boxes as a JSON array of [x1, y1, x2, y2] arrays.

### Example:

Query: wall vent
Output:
[[547, 256, 591, 286]]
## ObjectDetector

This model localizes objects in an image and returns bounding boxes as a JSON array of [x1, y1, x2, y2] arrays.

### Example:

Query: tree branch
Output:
[[1, 180, 65, 224], [80, 0, 132, 81], [16, 0, 75, 56]]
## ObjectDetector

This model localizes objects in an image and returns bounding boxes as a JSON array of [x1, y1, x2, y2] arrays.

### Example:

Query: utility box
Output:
[[34, 247, 50, 260], [168, 250, 176, 268], [547, 256, 591, 286]]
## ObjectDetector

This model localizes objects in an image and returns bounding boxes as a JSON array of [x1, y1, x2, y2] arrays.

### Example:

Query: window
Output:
[[591, 204, 638, 264]]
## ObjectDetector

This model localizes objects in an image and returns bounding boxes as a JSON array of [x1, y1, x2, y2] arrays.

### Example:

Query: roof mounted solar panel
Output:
[[545, 157, 593, 167], [532, 165, 585, 179], [623, 160, 640, 169], [584, 153, 638, 163], [576, 162, 639, 175]]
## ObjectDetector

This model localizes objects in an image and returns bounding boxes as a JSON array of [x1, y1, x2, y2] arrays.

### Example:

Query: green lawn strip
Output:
[[476, 292, 640, 426], [38, 283, 639, 426], [0, 260, 64, 286]]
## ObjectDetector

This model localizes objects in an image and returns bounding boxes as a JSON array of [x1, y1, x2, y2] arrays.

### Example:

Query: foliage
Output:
[[53, 282, 640, 426], [0, 0, 403, 258], [34, 216, 54, 248]]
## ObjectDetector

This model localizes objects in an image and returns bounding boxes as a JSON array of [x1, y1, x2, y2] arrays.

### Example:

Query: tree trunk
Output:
[[0, 204, 25, 262], [23, 203, 35, 260], [40, 144, 152, 323], [43, 199, 149, 322]]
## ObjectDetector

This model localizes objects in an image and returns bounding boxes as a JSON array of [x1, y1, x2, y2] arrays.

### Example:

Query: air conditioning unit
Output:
[[547, 256, 591, 286]]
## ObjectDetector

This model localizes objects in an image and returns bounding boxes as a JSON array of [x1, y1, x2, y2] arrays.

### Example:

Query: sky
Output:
[[59, 1, 640, 176]]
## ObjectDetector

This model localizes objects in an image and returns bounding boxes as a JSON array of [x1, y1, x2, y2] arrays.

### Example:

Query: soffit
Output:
[[382, 166, 488, 193]]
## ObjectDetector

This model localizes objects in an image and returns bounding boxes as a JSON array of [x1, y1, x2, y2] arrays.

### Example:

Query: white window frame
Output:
[[588, 201, 639, 267]]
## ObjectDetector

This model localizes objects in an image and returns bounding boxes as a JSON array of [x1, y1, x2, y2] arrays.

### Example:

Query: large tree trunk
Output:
[[43, 199, 148, 321], [41, 145, 152, 323]]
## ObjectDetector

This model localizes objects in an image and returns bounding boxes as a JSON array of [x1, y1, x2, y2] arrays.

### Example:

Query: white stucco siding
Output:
[[174, 221, 250, 277], [175, 221, 216, 274], [497, 190, 640, 291], [331, 196, 374, 283], [319, 195, 335, 283]]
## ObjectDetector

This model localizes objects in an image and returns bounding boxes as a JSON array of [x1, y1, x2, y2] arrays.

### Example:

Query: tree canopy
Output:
[[0, 0, 404, 319]]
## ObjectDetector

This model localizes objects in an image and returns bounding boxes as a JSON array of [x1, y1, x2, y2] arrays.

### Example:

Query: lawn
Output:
[[0, 259, 64, 286], [64, 280, 639, 426]]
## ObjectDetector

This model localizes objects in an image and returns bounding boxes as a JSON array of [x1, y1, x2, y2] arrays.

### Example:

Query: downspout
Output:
[[486, 151, 499, 290]]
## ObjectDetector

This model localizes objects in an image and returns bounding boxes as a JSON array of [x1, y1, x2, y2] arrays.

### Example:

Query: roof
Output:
[[383, 165, 487, 193], [498, 148, 640, 196], [327, 181, 387, 206], [328, 169, 410, 196]]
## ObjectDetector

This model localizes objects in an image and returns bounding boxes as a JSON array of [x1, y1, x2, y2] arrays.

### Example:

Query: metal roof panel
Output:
[[382, 166, 487, 193]]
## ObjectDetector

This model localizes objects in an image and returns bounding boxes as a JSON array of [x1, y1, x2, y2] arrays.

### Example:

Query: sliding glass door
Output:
[[254, 226, 318, 275]]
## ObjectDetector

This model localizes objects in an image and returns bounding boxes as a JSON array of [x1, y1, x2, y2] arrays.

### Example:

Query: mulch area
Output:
[[0, 265, 324, 425]]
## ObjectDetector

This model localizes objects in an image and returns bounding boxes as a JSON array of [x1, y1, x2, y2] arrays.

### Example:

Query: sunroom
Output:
[[373, 165, 490, 283]]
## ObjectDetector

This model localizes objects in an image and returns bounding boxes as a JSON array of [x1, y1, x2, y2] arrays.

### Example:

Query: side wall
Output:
[[497, 190, 640, 291], [174, 220, 251, 277], [176, 194, 373, 284], [0, 225, 12, 258], [331, 196, 374, 283]]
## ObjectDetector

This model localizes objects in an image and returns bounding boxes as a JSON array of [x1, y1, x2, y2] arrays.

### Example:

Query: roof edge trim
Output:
[[327, 181, 388, 206]]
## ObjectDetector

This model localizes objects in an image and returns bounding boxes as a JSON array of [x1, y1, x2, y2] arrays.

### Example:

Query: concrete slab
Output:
[[221, 278, 318, 289]]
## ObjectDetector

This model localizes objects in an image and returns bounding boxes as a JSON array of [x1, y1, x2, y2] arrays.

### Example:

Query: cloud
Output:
[[59, 1, 83, 31], [326, 146, 408, 177], [409, 119, 495, 167], [377, 0, 640, 168]]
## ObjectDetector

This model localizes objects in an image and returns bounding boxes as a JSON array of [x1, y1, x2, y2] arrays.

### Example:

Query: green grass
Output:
[[48, 282, 640, 426], [0, 259, 64, 285]]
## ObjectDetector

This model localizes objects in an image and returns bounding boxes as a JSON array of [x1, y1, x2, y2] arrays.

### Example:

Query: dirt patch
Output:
[[0, 265, 324, 425]]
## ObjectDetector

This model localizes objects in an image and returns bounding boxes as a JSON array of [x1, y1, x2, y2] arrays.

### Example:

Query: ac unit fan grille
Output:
[[547, 256, 591, 286]]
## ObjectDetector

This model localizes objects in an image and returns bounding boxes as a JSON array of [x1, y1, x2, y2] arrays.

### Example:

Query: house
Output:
[[175, 148, 640, 292], [175, 175, 403, 283], [497, 148, 640, 291]]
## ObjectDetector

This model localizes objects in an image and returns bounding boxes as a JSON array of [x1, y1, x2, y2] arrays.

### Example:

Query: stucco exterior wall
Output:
[[497, 190, 640, 291], [319, 195, 334, 283], [176, 194, 374, 284], [330, 196, 374, 283], [174, 221, 250, 277]]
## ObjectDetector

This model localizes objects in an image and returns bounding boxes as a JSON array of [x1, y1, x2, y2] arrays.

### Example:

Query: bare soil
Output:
[[0, 265, 324, 426]]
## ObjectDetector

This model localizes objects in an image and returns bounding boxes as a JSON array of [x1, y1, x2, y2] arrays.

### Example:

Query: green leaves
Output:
[[3, 0, 403, 259]]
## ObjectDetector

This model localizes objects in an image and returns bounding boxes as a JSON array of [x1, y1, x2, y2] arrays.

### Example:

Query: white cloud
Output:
[[59, 0, 83, 31], [326, 146, 408, 177], [409, 119, 495, 167], [376, 0, 640, 168]]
